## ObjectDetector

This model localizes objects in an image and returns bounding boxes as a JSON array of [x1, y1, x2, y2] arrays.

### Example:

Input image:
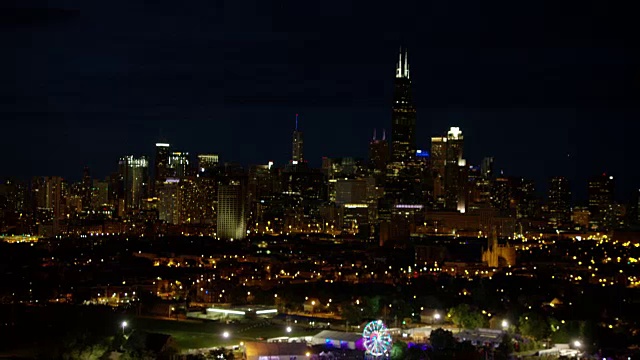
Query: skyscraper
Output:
[[91, 179, 109, 209], [431, 136, 447, 205], [81, 167, 93, 210], [217, 179, 247, 240], [390, 48, 416, 164], [198, 154, 219, 173], [369, 129, 389, 175], [588, 173, 615, 230], [32, 176, 64, 221], [155, 143, 171, 181], [548, 176, 571, 228], [444, 127, 465, 211], [157, 178, 180, 225], [431, 127, 466, 211], [292, 114, 304, 163], [481, 157, 494, 179], [169, 152, 190, 177], [119, 155, 149, 210]]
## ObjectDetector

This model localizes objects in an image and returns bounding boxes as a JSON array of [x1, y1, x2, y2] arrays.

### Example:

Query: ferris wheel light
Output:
[[362, 320, 392, 357]]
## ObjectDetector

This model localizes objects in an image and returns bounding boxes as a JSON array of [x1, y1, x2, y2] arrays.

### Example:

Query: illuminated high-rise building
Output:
[[444, 127, 465, 212], [198, 154, 219, 173], [512, 177, 537, 219], [118, 155, 149, 210], [481, 157, 494, 179], [0, 178, 27, 233], [390, 48, 416, 164], [430, 127, 466, 211], [217, 179, 247, 240], [548, 176, 571, 228], [169, 152, 190, 177], [155, 143, 171, 182], [491, 177, 512, 215], [157, 178, 180, 224], [32, 176, 64, 221], [81, 166, 92, 210], [588, 173, 615, 230], [369, 129, 389, 174], [430, 136, 447, 204], [91, 179, 109, 209], [292, 114, 304, 163], [335, 179, 368, 205], [247, 163, 275, 226]]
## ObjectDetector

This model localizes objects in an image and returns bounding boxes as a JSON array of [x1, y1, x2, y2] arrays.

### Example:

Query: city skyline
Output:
[[3, 0, 638, 200], [2, 1, 640, 357]]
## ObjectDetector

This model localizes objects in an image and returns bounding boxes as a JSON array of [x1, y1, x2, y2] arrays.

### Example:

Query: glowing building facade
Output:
[[390, 48, 416, 164], [198, 154, 219, 173], [217, 179, 247, 240], [119, 155, 149, 210]]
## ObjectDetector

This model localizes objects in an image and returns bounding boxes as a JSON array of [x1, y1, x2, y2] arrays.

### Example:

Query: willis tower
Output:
[[390, 48, 417, 163], [382, 47, 423, 209]]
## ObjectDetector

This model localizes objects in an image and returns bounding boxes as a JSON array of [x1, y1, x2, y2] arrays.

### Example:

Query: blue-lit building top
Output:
[[416, 150, 429, 158]]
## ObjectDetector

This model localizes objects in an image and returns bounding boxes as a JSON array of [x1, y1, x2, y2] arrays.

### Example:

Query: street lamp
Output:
[[122, 321, 128, 335], [286, 326, 292, 333], [573, 340, 582, 348], [501, 320, 509, 329], [223, 331, 230, 339], [434, 313, 441, 321]]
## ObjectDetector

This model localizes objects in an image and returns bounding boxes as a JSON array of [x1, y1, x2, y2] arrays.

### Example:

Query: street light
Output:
[[501, 320, 509, 329], [573, 340, 582, 348], [286, 326, 292, 333], [434, 313, 441, 320], [122, 321, 128, 335], [223, 331, 230, 338]]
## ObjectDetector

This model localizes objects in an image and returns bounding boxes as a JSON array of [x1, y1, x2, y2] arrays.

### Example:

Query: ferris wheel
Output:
[[362, 320, 392, 357]]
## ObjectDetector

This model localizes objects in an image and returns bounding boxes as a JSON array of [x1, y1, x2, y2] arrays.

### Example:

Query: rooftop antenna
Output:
[[396, 47, 403, 78], [404, 48, 409, 79]]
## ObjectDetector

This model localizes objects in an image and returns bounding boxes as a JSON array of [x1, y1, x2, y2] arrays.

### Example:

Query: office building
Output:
[[198, 154, 219, 173], [157, 179, 180, 224], [512, 177, 537, 219], [81, 167, 92, 210], [217, 179, 247, 240], [481, 157, 494, 179], [155, 143, 171, 182], [548, 176, 571, 228], [369, 129, 389, 172], [32, 176, 65, 220], [390, 48, 416, 164], [588, 174, 615, 230], [572, 206, 590, 229], [118, 155, 149, 210], [169, 152, 190, 177], [431, 136, 447, 204], [431, 127, 466, 212], [91, 179, 109, 209], [292, 114, 304, 163], [491, 177, 512, 216]]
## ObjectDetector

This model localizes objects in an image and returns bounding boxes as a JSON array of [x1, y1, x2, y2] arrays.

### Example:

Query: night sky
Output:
[[3, 0, 639, 201]]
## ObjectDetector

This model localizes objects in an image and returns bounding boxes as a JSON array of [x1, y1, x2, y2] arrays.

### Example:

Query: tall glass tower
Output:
[[390, 48, 417, 164], [292, 113, 304, 163]]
